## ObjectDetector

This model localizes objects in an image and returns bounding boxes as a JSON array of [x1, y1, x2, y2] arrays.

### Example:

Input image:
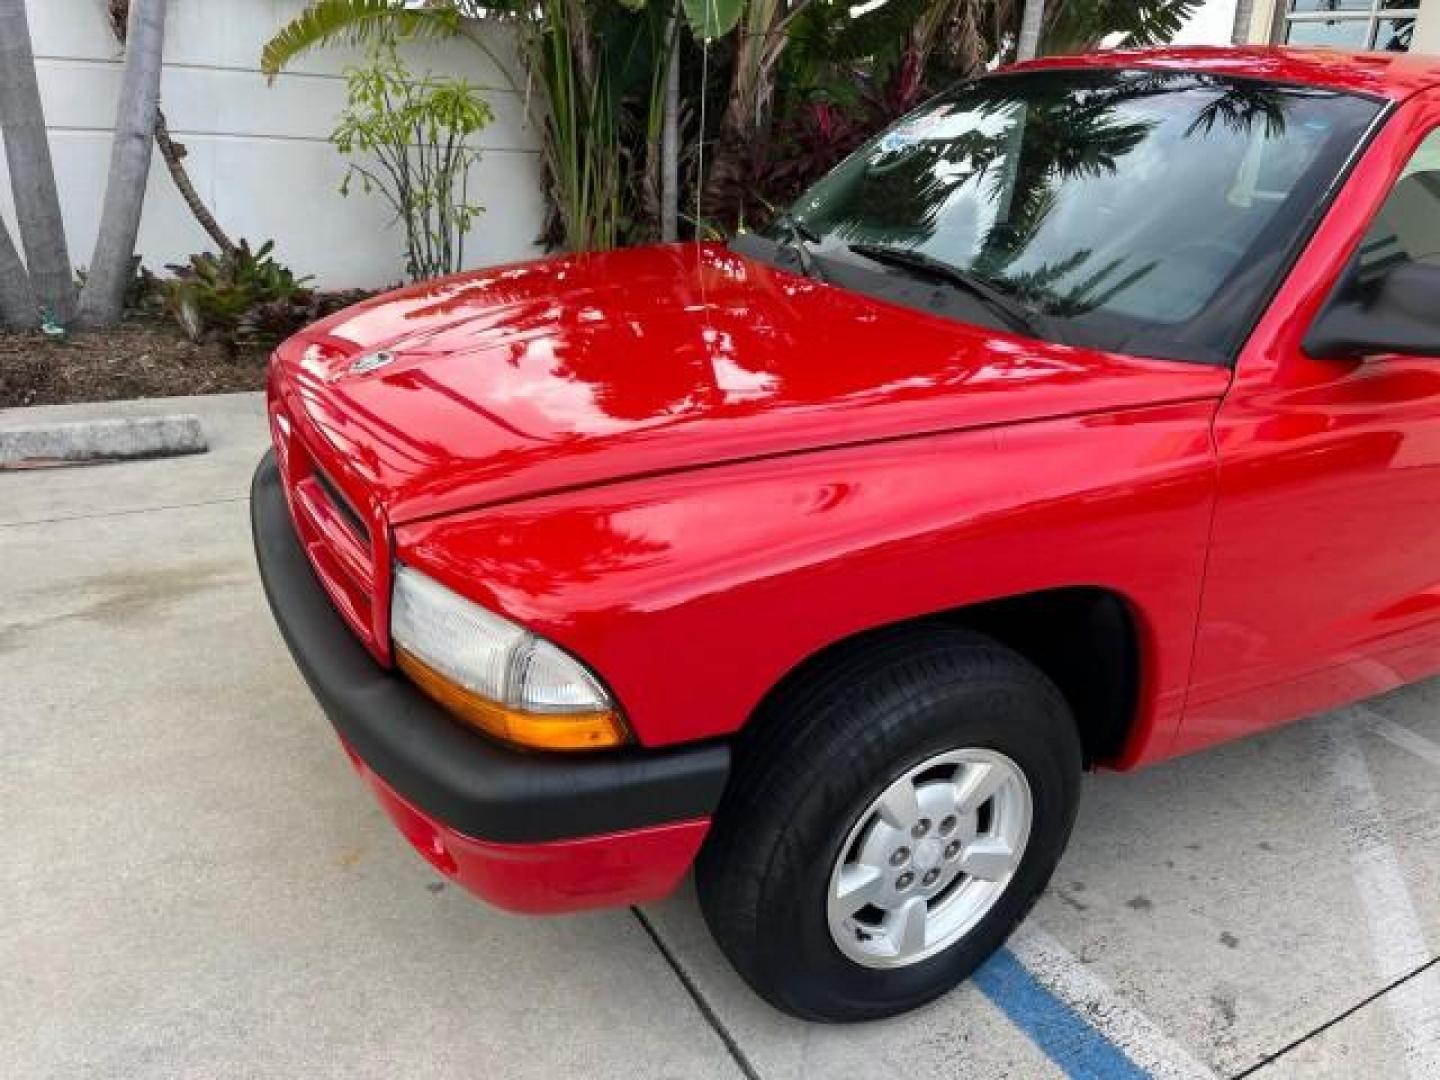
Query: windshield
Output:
[[735, 69, 1383, 364]]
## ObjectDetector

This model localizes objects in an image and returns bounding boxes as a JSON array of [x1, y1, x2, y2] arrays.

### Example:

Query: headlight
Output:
[[390, 565, 629, 751]]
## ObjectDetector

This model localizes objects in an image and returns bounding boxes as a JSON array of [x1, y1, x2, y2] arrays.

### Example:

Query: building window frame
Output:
[[1274, 1, 1422, 52]]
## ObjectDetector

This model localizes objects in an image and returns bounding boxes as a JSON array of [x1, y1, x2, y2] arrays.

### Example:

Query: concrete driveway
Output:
[[5, 393, 1439, 1079]]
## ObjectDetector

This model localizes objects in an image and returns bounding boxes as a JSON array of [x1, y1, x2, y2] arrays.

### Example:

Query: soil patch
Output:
[[1, 315, 270, 408]]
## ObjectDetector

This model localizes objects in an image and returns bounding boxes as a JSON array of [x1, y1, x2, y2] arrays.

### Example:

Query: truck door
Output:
[[1181, 93, 1440, 757]]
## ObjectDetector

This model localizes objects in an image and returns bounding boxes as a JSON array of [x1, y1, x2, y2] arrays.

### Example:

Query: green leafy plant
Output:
[[332, 44, 494, 281], [1046, 0, 1201, 53], [162, 240, 313, 346], [259, 0, 688, 253], [150, 241, 374, 350], [261, 0, 1204, 252]]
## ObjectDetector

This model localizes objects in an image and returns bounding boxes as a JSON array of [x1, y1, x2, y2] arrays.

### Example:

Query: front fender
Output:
[[394, 401, 1218, 765]]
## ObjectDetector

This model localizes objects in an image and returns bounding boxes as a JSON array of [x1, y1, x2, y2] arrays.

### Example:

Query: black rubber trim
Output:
[[250, 451, 730, 844]]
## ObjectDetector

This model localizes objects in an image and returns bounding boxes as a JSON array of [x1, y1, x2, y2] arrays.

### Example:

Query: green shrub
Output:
[[332, 43, 493, 282]]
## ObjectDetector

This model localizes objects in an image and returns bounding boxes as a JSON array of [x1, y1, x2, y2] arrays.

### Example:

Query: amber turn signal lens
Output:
[[396, 647, 630, 752]]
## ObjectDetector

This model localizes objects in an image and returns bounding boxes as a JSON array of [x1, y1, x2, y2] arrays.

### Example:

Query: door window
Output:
[[1359, 129, 1440, 276]]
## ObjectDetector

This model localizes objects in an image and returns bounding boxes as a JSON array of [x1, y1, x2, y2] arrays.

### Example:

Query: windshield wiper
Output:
[[775, 212, 825, 282], [846, 243, 1049, 340]]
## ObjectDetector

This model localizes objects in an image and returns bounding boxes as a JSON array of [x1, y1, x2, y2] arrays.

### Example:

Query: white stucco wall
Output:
[[1173, 0, 1239, 46], [1, 0, 545, 289]]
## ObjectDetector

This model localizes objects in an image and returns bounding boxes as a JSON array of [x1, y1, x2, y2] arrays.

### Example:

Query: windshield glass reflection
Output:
[[751, 70, 1381, 364]]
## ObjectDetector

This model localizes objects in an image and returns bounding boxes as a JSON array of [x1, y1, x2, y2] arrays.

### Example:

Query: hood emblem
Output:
[[349, 350, 397, 376]]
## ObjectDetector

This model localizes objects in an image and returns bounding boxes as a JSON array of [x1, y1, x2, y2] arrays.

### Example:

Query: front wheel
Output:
[[695, 625, 1082, 1021]]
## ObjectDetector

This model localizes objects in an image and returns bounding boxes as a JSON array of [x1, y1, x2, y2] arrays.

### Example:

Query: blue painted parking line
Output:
[[974, 947, 1151, 1080]]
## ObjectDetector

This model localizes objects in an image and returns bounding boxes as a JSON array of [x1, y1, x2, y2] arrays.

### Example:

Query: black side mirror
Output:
[[1305, 255, 1440, 360]]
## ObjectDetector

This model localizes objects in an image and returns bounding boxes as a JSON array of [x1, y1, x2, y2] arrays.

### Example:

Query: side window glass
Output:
[[1360, 129, 1440, 277]]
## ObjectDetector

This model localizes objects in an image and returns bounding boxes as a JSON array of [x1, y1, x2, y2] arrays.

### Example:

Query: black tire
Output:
[[695, 623, 1082, 1022]]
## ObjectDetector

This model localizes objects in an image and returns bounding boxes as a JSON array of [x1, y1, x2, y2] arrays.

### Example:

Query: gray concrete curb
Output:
[[0, 415, 208, 469]]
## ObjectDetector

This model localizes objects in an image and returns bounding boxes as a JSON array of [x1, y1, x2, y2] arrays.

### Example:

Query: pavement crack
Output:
[[1230, 953, 1440, 1078], [630, 906, 763, 1080], [0, 494, 246, 528]]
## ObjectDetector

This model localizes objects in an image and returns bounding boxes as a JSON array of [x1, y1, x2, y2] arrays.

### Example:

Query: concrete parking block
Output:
[[0, 392, 265, 526], [0, 414, 207, 469]]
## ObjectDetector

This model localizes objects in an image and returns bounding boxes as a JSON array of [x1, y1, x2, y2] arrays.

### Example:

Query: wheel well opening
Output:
[[938, 588, 1139, 766], [749, 588, 1141, 769]]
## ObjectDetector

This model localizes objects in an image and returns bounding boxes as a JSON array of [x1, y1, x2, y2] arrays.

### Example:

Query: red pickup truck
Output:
[[253, 47, 1440, 1020]]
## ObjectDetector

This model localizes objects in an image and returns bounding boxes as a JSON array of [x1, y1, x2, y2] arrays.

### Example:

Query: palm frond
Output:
[[1045, 0, 1201, 54], [260, 0, 462, 79], [1111, 0, 1202, 48]]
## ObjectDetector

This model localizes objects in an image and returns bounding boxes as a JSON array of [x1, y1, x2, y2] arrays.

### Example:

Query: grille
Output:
[[270, 403, 391, 662], [313, 467, 370, 545]]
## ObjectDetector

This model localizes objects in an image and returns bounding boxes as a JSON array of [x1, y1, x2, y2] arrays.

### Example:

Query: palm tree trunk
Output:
[[1017, 0, 1045, 60], [108, 1, 236, 258], [155, 110, 236, 257], [0, 215, 37, 327], [661, 4, 679, 243], [80, 0, 167, 328], [0, 0, 75, 325], [1231, 0, 1256, 44]]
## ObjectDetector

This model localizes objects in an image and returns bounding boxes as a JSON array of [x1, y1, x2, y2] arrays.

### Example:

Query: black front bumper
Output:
[[250, 451, 730, 845]]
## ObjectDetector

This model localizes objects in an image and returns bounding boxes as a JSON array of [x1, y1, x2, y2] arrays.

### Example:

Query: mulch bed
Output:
[[0, 315, 270, 409]]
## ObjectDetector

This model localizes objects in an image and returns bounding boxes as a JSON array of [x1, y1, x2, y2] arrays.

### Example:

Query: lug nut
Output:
[[939, 815, 958, 835], [896, 872, 915, 890], [923, 869, 941, 886], [890, 847, 910, 867], [944, 840, 962, 860], [911, 818, 931, 838]]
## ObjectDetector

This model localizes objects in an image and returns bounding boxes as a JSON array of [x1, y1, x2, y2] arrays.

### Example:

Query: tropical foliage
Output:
[[262, 0, 1201, 255], [161, 241, 313, 343], [148, 240, 372, 351]]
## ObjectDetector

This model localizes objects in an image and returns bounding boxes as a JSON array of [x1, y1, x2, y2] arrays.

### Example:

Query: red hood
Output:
[[274, 242, 1230, 525]]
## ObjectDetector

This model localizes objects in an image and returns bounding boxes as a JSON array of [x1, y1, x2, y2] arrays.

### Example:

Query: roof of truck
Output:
[[1007, 45, 1440, 103]]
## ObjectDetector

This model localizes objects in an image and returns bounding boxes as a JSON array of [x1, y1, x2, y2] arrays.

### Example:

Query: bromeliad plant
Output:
[[145, 240, 376, 350], [162, 240, 313, 345], [332, 44, 494, 281]]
